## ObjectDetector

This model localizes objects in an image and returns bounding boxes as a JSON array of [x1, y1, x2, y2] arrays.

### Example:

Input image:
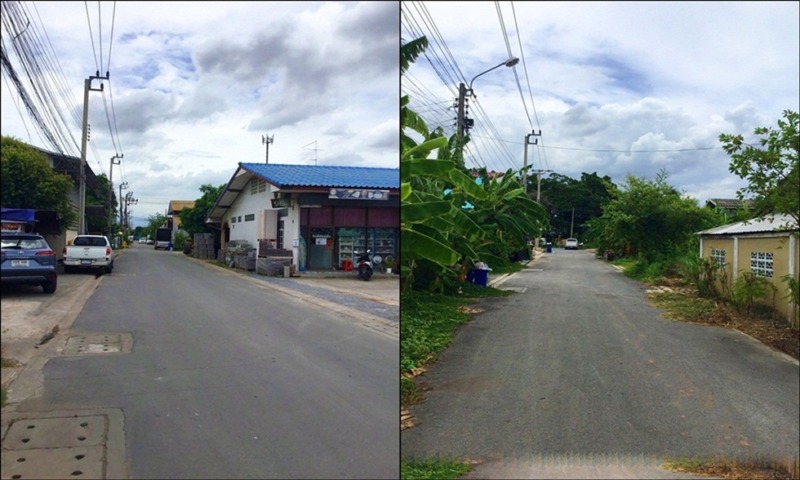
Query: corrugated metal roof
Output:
[[168, 200, 195, 214], [240, 163, 398, 189], [697, 214, 798, 235]]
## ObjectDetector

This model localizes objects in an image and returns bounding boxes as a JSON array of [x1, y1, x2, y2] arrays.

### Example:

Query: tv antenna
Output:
[[301, 140, 323, 165]]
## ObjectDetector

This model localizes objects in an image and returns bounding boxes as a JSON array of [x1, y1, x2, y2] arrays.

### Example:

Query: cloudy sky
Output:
[[1, 1, 399, 226], [401, 1, 799, 203]]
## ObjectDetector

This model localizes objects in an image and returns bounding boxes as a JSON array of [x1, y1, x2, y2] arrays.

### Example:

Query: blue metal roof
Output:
[[240, 163, 398, 189]]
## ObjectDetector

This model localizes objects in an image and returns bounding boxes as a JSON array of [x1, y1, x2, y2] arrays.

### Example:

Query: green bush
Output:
[[173, 230, 189, 250]]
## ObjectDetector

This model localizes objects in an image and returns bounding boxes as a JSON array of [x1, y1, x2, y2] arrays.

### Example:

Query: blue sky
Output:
[[1, 1, 399, 226], [401, 1, 799, 203]]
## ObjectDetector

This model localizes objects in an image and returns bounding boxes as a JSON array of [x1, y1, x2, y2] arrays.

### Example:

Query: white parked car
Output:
[[565, 238, 579, 250]]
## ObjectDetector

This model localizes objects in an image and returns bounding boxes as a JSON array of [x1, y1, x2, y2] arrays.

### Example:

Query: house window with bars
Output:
[[750, 251, 774, 278], [710, 248, 726, 268]]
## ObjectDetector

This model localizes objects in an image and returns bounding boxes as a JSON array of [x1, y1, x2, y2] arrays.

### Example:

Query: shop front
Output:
[[296, 198, 399, 272]]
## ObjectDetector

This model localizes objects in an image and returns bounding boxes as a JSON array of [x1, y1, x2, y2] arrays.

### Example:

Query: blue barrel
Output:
[[546, 242, 552, 253]]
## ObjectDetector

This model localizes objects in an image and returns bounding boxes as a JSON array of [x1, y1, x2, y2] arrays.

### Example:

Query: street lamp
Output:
[[468, 57, 519, 92], [456, 57, 519, 164]]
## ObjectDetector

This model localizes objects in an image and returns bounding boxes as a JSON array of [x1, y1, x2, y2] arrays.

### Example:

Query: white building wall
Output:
[[225, 180, 270, 247]]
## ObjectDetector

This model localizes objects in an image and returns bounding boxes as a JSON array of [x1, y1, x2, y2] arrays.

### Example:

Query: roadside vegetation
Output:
[[401, 34, 798, 479], [662, 456, 798, 480]]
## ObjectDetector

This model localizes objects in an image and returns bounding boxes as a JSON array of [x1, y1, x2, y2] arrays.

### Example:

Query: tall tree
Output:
[[586, 170, 716, 261], [720, 109, 799, 224], [178, 184, 226, 236], [1, 135, 77, 229]]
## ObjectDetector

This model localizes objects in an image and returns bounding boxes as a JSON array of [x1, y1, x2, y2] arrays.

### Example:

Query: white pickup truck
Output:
[[62, 235, 115, 274]]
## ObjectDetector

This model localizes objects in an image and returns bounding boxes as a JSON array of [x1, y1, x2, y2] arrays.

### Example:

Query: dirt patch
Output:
[[647, 285, 799, 361]]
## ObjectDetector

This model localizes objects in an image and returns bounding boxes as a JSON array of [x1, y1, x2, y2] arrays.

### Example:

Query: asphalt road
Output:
[[401, 248, 799, 476], [39, 245, 398, 479]]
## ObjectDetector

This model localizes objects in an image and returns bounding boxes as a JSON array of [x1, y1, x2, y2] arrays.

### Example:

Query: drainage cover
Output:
[[1, 415, 106, 479], [62, 333, 133, 356]]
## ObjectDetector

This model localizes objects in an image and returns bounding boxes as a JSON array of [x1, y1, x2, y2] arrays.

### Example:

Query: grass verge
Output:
[[401, 458, 472, 480], [401, 282, 513, 479]]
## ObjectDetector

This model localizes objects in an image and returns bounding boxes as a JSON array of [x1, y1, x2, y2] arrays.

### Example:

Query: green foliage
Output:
[[538, 172, 617, 241], [178, 184, 226, 236], [401, 458, 471, 480], [173, 230, 189, 250], [730, 272, 776, 314], [400, 291, 474, 373], [1, 136, 77, 229], [86, 173, 114, 234], [400, 36, 547, 293], [720, 110, 799, 223], [683, 255, 721, 298], [141, 213, 167, 241], [586, 170, 717, 261]]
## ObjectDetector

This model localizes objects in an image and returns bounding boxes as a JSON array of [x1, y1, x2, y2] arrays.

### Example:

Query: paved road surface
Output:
[[402, 248, 799, 478]]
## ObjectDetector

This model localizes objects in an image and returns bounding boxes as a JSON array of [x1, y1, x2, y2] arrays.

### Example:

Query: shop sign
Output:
[[271, 197, 292, 208], [329, 188, 390, 200]]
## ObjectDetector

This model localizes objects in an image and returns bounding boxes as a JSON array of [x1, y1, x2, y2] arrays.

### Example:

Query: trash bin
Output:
[[167, 242, 174, 251], [546, 242, 552, 253], [466, 268, 488, 287]]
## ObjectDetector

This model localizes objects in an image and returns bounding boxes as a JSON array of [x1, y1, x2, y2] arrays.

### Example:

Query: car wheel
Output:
[[105, 263, 113, 274], [64, 265, 74, 274], [42, 280, 57, 294]]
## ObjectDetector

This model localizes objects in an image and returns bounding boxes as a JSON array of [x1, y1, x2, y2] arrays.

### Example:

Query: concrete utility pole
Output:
[[118, 182, 128, 230], [262, 134, 274, 163], [455, 57, 519, 165], [78, 72, 108, 234], [107, 154, 122, 234], [522, 130, 541, 194], [533, 168, 552, 249]]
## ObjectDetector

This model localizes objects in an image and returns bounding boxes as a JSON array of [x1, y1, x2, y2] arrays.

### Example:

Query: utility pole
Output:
[[79, 72, 108, 234], [118, 182, 128, 230], [522, 130, 541, 194], [107, 154, 122, 235], [532, 168, 552, 250], [123, 191, 137, 230], [262, 134, 274, 163], [570, 207, 575, 238], [455, 57, 518, 166]]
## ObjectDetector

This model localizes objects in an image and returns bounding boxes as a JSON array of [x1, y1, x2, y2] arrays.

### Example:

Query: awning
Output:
[[0, 208, 36, 223]]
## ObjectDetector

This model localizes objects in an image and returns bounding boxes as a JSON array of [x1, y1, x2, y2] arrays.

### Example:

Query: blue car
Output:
[[1, 232, 58, 293]]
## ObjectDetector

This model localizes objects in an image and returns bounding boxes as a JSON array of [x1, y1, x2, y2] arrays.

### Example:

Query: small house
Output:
[[697, 214, 799, 327]]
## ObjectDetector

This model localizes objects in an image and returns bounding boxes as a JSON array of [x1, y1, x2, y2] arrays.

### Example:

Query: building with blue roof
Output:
[[205, 163, 399, 273]]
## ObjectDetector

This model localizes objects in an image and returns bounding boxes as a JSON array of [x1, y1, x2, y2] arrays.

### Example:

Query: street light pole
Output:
[[118, 182, 128, 228], [107, 154, 122, 235], [456, 57, 519, 165], [78, 72, 107, 234], [522, 130, 541, 194]]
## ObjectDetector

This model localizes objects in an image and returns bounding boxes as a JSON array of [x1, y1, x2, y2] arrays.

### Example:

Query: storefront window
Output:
[[336, 227, 366, 269], [369, 228, 397, 272]]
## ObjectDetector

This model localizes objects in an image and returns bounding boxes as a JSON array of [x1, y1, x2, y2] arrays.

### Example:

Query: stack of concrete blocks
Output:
[[224, 240, 256, 271], [256, 247, 294, 276], [192, 233, 215, 260]]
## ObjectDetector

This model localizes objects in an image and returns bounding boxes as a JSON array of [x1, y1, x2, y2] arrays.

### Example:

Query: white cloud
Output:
[[1, 1, 399, 226], [402, 1, 799, 204]]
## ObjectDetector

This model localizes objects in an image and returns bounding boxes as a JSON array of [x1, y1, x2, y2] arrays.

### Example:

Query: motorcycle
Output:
[[355, 249, 373, 281]]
